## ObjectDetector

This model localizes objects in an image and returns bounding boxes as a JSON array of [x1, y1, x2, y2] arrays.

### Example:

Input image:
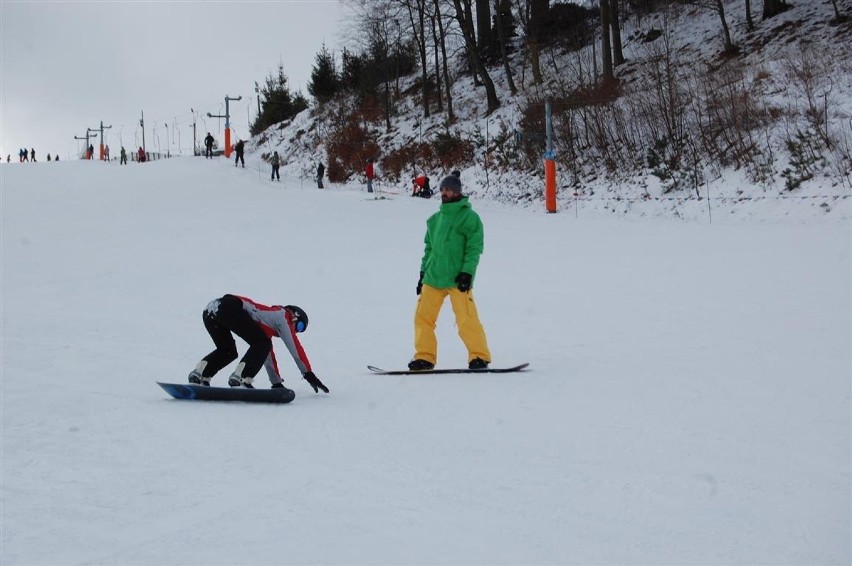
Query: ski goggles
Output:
[[294, 319, 306, 333]]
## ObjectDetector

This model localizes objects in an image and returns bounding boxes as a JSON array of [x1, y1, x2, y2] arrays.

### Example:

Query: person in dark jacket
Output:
[[204, 133, 214, 158], [120, 147, 127, 165], [408, 175, 491, 371], [234, 139, 245, 168], [316, 162, 325, 188], [271, 151, 280, 181], [187, 294, 329, 393]]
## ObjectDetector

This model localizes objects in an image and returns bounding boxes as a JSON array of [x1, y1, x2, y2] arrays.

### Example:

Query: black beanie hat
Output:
[[439, 175, 462, 194]]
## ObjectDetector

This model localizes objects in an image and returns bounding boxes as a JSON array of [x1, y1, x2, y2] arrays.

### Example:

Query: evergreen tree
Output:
[[308, 43, 340, 104], [251, 65, 308, 135]]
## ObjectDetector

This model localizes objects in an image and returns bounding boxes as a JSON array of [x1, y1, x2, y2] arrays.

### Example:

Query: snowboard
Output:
[[367, 363, 529, 375], [157, 382, 295, 404]]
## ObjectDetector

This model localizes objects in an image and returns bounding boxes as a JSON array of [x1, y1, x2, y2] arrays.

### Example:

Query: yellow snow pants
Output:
[[413, 284, 491, 365]]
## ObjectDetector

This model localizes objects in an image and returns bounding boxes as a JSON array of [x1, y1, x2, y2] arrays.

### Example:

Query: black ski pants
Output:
[[201, 294, 272, 378]]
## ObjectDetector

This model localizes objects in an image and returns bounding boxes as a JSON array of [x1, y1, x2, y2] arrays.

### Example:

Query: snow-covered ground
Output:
[[1, 157, 849, 565]]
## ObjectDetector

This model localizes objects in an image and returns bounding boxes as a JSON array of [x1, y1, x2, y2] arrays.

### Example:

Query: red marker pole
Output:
[[545, 158, 557, 213]]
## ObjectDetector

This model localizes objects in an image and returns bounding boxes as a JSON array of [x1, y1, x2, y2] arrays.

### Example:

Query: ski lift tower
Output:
[[208, 95, 241, 158]]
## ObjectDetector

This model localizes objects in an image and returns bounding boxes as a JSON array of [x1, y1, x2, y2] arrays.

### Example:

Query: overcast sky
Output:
[[0, 0, 346, 160]]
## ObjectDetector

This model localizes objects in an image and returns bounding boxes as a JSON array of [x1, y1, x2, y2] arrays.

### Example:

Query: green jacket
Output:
[[420, 197, 484, 289]]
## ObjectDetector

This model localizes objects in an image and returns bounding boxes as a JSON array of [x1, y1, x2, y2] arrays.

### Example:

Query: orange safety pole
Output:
[[545, 158, 557, 213], [224, 128, 232, 158], [99, 143, 104, 161]]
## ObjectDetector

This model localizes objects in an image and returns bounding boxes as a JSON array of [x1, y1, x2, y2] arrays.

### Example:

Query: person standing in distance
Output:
[[364, 158, 375, 193], [204, 133, 214, 158], [408, 175, 491, 371]]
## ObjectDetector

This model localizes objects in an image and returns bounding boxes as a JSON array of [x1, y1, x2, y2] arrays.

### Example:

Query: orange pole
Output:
[[224, 128, 232, 158], [545, 158, 557, 213], [99, 143, 104, 161]]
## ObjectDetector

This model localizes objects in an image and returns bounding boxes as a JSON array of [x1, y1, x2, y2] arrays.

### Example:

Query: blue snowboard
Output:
[[157, 382, 295, 404]]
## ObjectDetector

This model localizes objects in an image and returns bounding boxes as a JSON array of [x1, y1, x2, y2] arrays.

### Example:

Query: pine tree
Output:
[[250, 65, 308, 135], [308, 43, 340, 104]]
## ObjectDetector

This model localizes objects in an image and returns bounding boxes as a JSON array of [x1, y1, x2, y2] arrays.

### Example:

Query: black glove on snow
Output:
[[416, 271, 424, 295], [455, 272, 472, 292], [303, 371, 329, 394]]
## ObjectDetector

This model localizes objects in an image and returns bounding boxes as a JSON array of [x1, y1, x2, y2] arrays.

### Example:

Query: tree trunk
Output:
[[494, 0, 517, 95], [430, 7, 444, 113], [528, 0, 548, 85], [406, 0, 431, 118], [829, 0, 842, 20], [452, 0, 501, 113], [745, 0, 754, 31], [600, 0, 614, 82], [715, 0, 735, 53], [463, 0, 482, 86], [434, 0, 454, 120], [610, 0, 624, 66], [475, 0, 493, 52], [762, 0, 789, 19]]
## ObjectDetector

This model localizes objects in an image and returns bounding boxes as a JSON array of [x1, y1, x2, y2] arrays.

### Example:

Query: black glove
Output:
[[416, 271, 424, 295], [303, 371, 329, 394], [455, 272, 472, 292]]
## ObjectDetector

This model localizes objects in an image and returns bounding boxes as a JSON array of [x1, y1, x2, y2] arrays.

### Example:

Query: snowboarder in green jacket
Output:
[[408, 174, 491, 371]]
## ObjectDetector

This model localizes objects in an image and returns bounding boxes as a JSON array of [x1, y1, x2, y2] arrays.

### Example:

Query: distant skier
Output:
[[104, 145, 110, 161], [234, 139, 245, 168], [271, 150, 280, 181], [316, 161, 325, 188], [186, 294, 329, 393], [204, 132, 214, 158], [364, 158, 375, 193], [137, 147, 146, 162], [120, 147, 127, 165], [30, 148, 36, 162], [47, 154, 51, 162]]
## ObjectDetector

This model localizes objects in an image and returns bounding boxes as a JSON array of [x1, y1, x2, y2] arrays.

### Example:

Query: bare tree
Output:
[[494, 0, 517, 95], [452, 0, 501, 113], [528, 0, 548, 84], [476, 0, 493, 51], [610, 0, 624, 66], [683, 0, 736, 53], [745, 0, 755, 31], [433, 0, 455, 120], [600, 0, 614, 82], [404, 0, 432, 117]]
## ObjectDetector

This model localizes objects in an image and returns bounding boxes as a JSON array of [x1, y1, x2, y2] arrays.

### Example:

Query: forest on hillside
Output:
[[254, 0, 852, 197]]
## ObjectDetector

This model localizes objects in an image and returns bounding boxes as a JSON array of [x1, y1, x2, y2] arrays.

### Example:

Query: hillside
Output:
[[250, 0, 852, 221]]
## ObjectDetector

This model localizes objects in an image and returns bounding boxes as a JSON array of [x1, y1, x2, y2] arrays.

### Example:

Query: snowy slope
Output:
[[1, 158, 849, 565]]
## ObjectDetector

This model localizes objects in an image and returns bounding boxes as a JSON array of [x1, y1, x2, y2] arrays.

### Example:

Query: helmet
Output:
[[284, 305, 308, 333]]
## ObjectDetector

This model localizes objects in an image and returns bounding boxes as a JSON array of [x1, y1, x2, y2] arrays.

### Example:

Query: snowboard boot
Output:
[[188, 361, 211, 386], [227, 362, 254, 388], [408, 359, 435, 371], [468, 358, 490, 370]]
